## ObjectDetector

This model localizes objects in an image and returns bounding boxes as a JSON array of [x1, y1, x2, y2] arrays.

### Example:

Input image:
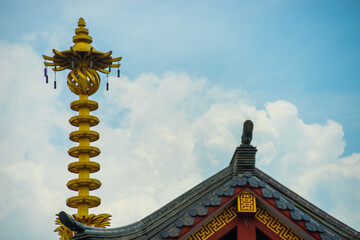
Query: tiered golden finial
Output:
[[43, 18, 121, 239]]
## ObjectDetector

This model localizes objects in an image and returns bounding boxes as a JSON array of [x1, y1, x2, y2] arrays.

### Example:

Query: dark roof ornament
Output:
[[58, 211, 91, 233], [230, 120, 257, 175], [241, 120, 253, 147]]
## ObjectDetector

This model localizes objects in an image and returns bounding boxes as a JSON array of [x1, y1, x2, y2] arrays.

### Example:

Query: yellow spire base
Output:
[[43, 18, 121, 239]]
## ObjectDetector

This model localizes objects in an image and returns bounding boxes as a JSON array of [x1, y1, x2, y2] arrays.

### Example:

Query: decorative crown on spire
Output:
[[43, 17, 121, 95]]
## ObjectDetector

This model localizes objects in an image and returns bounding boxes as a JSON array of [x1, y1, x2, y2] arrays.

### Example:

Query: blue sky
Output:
[[0, 1, 359, 239]]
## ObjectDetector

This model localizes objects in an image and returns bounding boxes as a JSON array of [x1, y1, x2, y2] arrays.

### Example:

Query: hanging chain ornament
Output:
[[43, 18, 121, 240]]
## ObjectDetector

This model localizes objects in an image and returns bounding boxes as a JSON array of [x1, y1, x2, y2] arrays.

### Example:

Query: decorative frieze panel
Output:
[[255, 206, 303, 240], [186, 204, 237, 240], [185, 195, 302, 240]]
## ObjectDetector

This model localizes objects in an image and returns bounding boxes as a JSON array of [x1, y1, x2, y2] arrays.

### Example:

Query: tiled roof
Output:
[[68, 166, 359, 240], [70, 166, 234, 240], [63, 123, 359, 240], [151, 170, 359, 240]]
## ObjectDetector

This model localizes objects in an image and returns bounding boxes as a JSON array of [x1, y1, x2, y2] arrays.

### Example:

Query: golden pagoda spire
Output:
[[43, 18, 121, 239]]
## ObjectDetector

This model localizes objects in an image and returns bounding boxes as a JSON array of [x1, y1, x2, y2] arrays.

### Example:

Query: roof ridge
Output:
[[255, 168, 360, 238]]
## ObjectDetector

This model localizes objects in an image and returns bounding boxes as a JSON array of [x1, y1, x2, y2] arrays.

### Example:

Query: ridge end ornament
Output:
[[241, 120, 253, 147], [231, 120, 257, 175]]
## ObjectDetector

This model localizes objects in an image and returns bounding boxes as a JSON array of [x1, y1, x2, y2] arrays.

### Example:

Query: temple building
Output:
[[59, 120, 359, 240], [45, 18, 359, 240]]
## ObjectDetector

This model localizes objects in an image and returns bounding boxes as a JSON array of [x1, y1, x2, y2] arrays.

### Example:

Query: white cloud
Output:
[[341, 153, 360, 179], [22, 26, 72, 57], [0, 40, 70, 239], [0, 41, 359, 240], [95, 74, 359, 231]]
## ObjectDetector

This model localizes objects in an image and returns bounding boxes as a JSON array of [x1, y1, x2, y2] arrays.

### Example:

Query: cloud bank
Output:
[[0, 41, 359, 240]]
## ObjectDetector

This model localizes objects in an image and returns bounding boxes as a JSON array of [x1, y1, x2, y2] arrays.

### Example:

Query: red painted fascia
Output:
[[176, 184, 322, 240]]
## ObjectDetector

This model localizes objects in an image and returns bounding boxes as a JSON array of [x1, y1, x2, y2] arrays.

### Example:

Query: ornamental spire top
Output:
[[43, 17, 121, 95], [72, 17, 93, 52]]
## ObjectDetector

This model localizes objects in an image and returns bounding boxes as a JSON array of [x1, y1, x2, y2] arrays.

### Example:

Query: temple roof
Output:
[[61, 121, 360, 240]]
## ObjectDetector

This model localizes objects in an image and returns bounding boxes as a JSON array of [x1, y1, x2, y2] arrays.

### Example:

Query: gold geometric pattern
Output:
[[237, 192, 256, 213], [255, 206, 303, 240], [186, 204, 237, 240]]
